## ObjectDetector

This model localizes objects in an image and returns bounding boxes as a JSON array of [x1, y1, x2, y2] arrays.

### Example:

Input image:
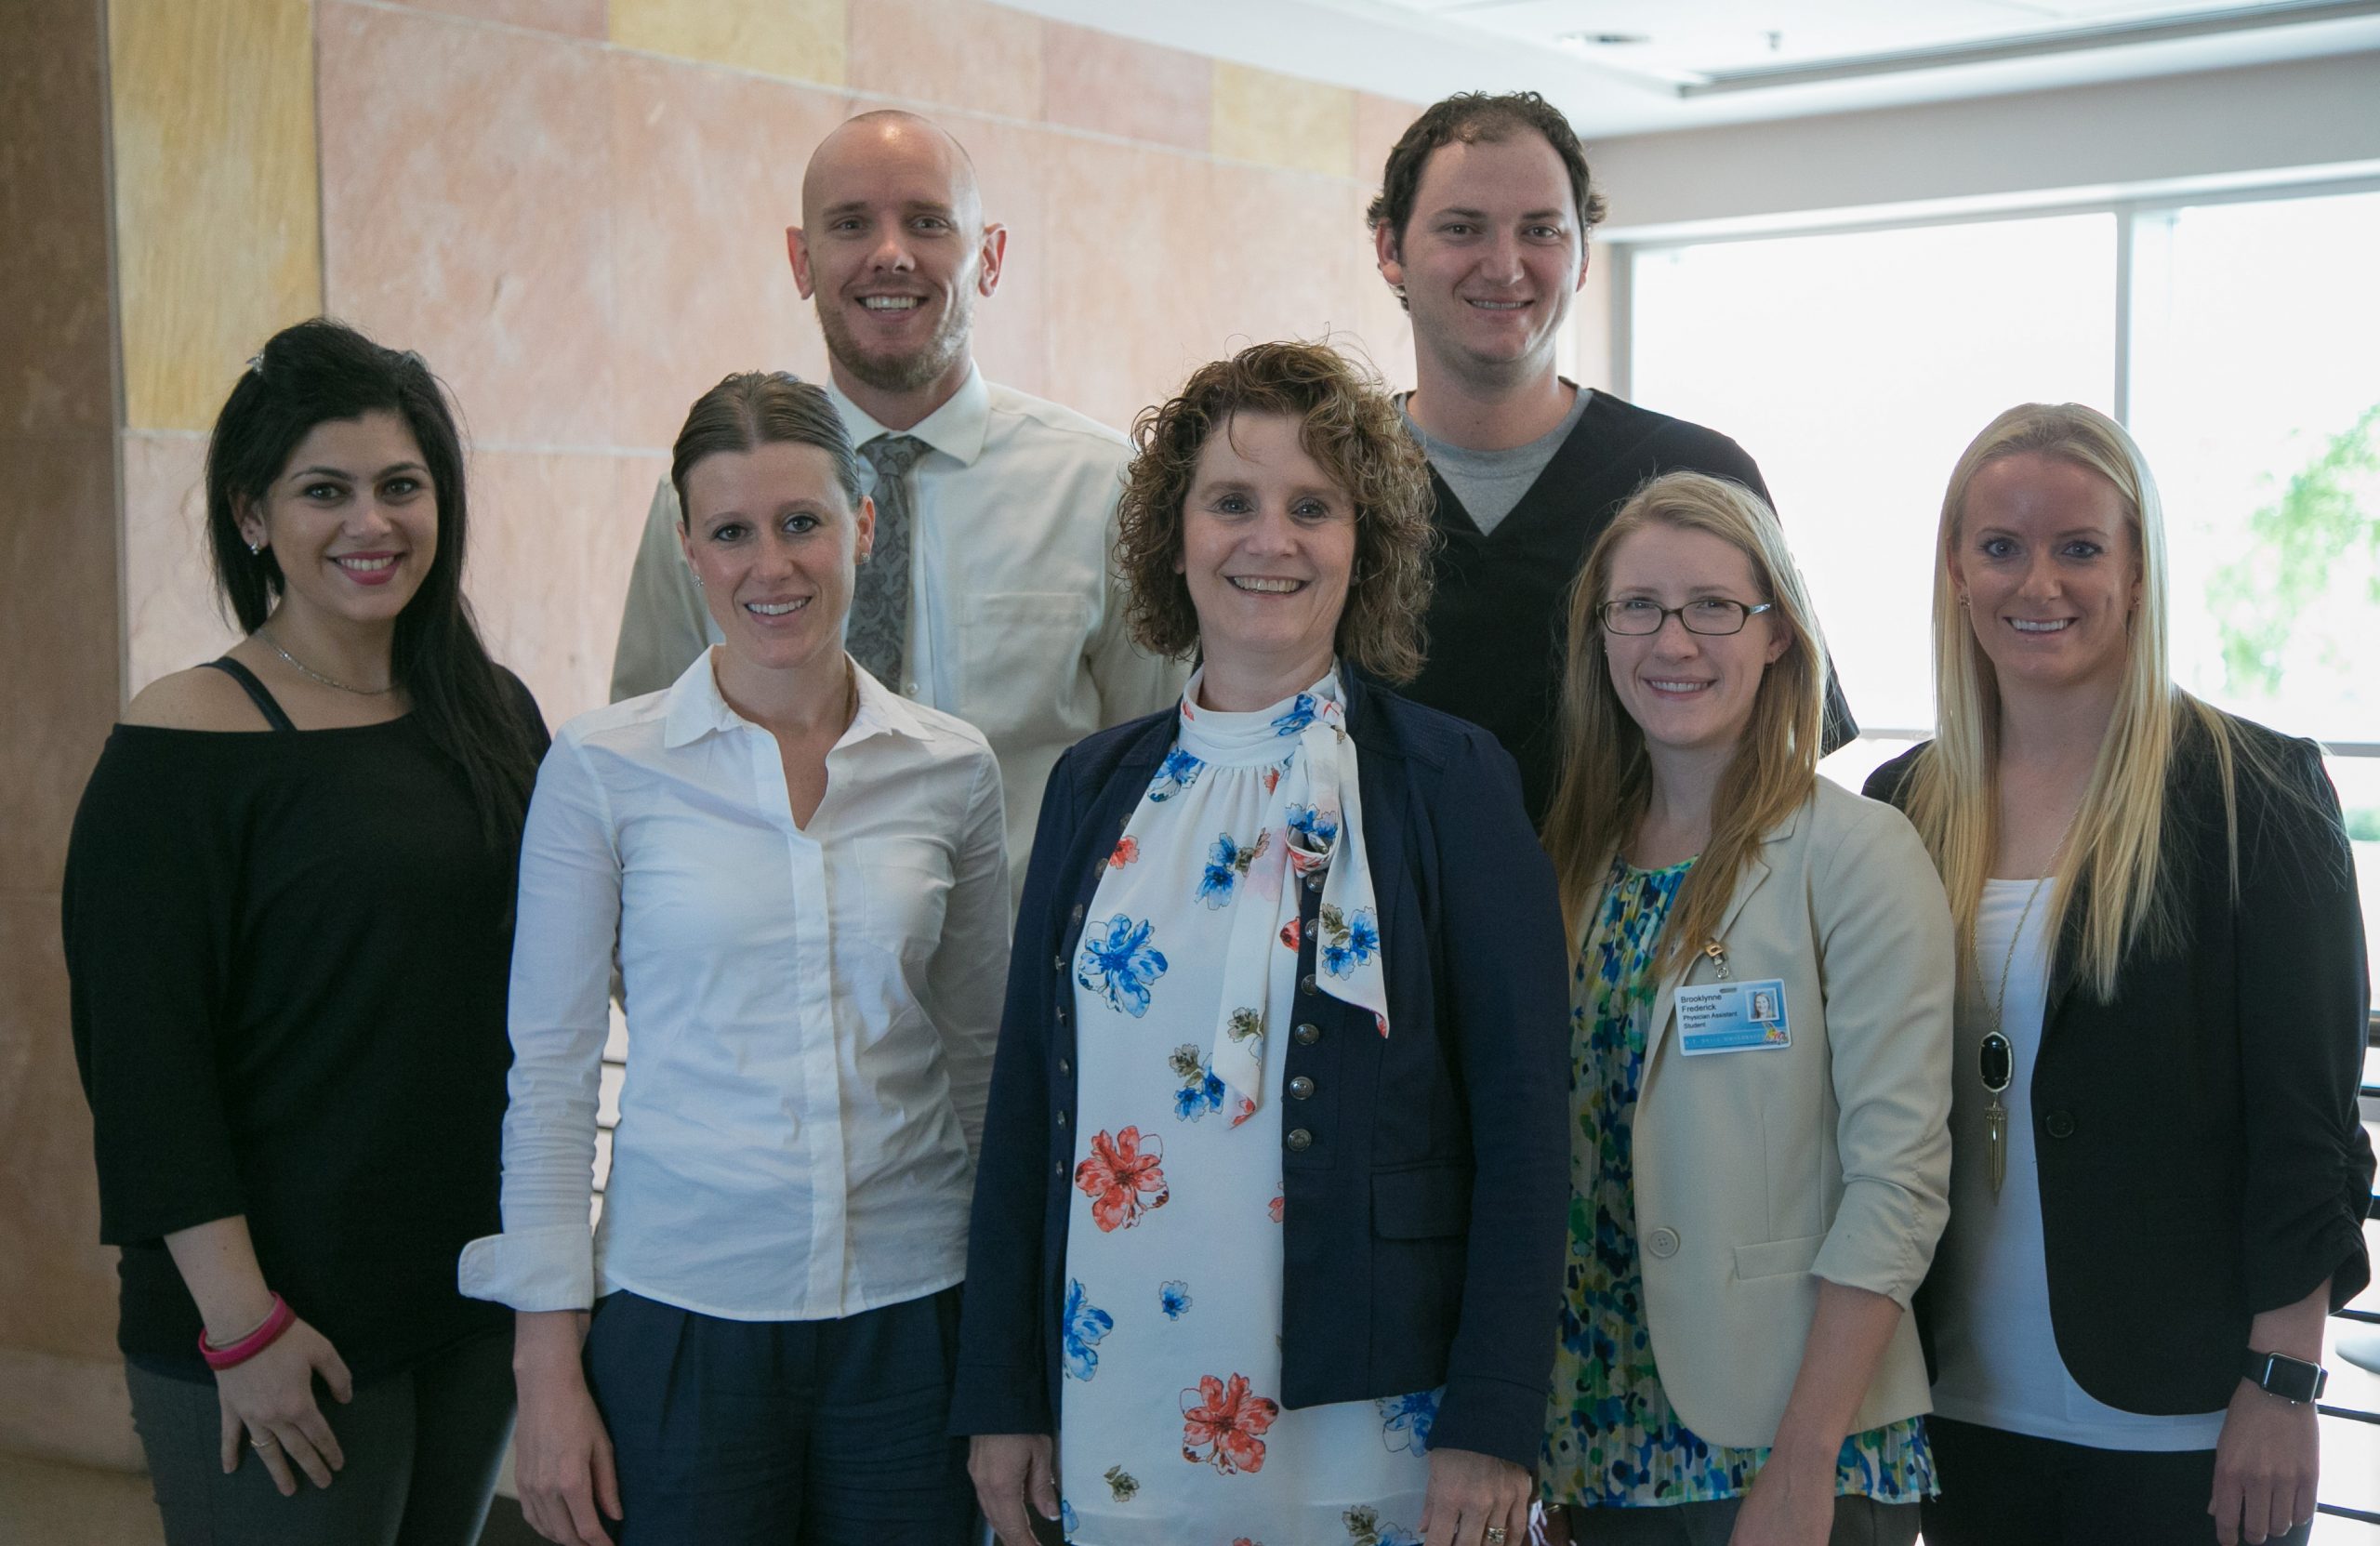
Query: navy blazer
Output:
[[1869, 718, 2373, 1413], [950, 672, 1570, 1470]]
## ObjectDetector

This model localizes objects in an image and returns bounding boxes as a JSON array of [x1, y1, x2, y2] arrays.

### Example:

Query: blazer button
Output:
[[1070, 903, 1085, 923], [1055, 1003, 1068, 1025], [1053, 1160, 1065, 1177], [2044, 1110, 2076, 1140], [1054, 953, 1067, 971], [1646, 1226, 1681, 1259], [1299, 972, 1316, 996], [1057, 1058, 1071, 1077], [1293, 1022, 1321, 1046], [1285, 1128, 1313, 1152], [1288, 1076, 1316, 1100], [1055, 1110, 1068, 1128]]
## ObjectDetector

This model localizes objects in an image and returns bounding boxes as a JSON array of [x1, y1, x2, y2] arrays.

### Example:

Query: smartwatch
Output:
[[2243, 1348, 2328, 1404]]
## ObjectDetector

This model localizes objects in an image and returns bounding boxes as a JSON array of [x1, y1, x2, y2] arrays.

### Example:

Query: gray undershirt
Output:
[[1399, 386, 1592, 536]]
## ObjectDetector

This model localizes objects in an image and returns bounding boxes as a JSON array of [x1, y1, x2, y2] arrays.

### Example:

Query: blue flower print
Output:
[[1160, 1280, 1193, 1319], [1343, 1506, 1424, 1546], [1174, 1069, 1226, 1121], [1271, 693, 1317, 737], [1062, 1278, 1113, 1381], [1195, 827, 1270, 910], [1146, 747, 1205, 802], [1320, 904, 1381, 979], [1286, 802, 1340, 848], [1078, 915, 1168, 1017], [1060, 1500, 1078, 1539], [1376, 1387, 1440, 1454]]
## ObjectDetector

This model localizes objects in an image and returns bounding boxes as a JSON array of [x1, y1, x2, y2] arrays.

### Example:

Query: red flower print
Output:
[[1278, 918, 1300, 951], [1268, 1194, 1284, 1223], [1109, 836, 1140, 868], [1228, 1095, 1256, 1128], [1263, 766, 1281, 793], [1075, 1126, 1169, 1233], [1180, 1372, 1279, 1474]]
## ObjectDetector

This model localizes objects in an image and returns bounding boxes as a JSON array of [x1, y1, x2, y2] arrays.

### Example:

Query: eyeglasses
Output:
[[1598, 598, 1775, 637]]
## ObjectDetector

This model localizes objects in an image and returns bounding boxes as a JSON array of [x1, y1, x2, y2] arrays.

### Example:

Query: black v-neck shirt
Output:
[[63, 686, 547, 1382], [1401, 391, 1857, 822]]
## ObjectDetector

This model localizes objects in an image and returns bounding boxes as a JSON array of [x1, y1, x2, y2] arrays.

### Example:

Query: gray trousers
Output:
[[126, 1328, 515, 1546], [1561, 1494, 1922, 1546]]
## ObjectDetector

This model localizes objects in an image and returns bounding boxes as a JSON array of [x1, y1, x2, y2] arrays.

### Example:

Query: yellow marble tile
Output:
[[610, 0, 845, 87], [108, 0, 320, 432], [1210, 61, 1353, 180]]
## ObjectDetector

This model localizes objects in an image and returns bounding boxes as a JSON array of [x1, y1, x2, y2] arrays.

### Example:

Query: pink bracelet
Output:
[[198, 1293, 295, 1371]]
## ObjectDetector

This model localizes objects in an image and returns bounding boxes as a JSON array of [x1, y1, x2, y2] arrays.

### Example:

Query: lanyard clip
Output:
[[1701, 940, 1730, 980]]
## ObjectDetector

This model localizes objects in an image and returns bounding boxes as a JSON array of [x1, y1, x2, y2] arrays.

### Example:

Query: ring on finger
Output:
[[249, 1434, 277, 1450], [1485, 1528, 1509, 1546]]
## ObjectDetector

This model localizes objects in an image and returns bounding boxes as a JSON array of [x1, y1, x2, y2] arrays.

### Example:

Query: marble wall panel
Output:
[[122, 433, 239, 697], [1041, 137, 1215, 436], [1204, 163, 1365, 365], [0, 436, 119, 887], [0, 894, 118, 1364], [0, 4, 112, 438], [848, 0, 1041, 118], [1041, 23, 1209, 152], [109, 0, 320, 432], [1210, 61, 1353, 180], [382, 0, 606, 37], [607, 52, 844, 450], [1352, 91, 1418, 189], [468, 450, 650, 726], [957, 115, 1052, 405], [318, 1, 615, 451], [612, 0, 845, 87]]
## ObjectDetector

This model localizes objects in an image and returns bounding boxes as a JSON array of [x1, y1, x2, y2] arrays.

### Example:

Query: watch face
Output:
[[2255, 1353, 2326, 1404]]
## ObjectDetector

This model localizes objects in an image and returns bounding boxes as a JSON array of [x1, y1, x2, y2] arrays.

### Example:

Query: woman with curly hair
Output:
[[954, 340, 1571, 1546]]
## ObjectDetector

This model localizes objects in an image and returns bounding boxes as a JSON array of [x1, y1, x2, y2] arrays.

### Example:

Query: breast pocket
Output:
[[959, 592, 1093, 743], [853, 838, 952, 966]]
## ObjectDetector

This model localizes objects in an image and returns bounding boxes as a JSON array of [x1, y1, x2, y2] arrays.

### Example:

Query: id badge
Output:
[[1675, 978, 1791, 1055]]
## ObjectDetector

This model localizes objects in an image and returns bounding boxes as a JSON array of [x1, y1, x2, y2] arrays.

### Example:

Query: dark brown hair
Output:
[[1115, 340, 1437, 681], [1367, 90, 1607, 258], [670, 372, 861, 524]]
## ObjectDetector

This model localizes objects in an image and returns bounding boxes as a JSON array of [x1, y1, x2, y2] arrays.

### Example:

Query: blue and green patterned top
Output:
[[1540, 857, 1936, 1508]]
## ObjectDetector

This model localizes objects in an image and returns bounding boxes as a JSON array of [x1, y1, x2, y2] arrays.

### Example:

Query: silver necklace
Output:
[[257, 628, 392, 695]]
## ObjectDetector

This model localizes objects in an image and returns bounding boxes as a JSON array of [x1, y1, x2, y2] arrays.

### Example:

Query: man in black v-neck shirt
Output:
[[1367, 92, 1854, 822]]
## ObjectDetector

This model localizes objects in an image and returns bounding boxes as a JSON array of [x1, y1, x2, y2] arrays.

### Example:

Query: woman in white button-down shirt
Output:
[[459, 373, 1009, 1546]]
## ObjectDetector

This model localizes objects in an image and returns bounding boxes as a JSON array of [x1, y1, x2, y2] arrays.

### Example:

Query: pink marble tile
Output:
[[0, 3, 112, 436], [847, 0, 1041, 119], [1040, 22, 1209, 152], [959, 114, 1051, 403], [1353, 91, 1421, 190], [606, 51, 844, 450], [1202, 163, 1365, 364], [121, 432, 242, 699], [318, 1, 615, 449], [381, 0, 605, 37], [0, 433, 118, 889], [1041, 136, 1213, 435], [466, 449, 653, 727]]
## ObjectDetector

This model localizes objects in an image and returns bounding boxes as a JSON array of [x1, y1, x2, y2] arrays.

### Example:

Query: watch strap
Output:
[[2243, 1348, 2327, 1404]]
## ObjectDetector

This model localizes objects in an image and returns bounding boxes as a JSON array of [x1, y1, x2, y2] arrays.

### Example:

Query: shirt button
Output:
[[1293, 1022, 1320, 1046], [1299, 973, 1316, 996], [1285, 1129, 1313, 1153], [906, 681, 920, 695], [1646, 1226, 1681, 1259], [2044, 1110, 2076, 1140], [1288, 1076, 1315, 1100]]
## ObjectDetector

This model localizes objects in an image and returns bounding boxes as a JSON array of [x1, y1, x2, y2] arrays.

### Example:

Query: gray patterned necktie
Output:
[[848, 434, 924, 689]]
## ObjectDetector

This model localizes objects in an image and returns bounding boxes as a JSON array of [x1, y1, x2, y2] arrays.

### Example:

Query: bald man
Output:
[[610, 111, 1184, 901]]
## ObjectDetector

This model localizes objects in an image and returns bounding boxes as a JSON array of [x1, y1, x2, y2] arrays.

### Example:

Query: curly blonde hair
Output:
[[1115, 340, 1437, 681]]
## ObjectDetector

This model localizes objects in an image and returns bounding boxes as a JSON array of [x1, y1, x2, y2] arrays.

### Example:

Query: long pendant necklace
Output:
[[1975, 808, 2080, 1201], [257, 628, 392, 696]]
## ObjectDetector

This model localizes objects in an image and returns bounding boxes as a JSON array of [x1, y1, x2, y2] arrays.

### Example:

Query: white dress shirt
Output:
[[609, 365, 1189, 903], [458, 653, 1010, 1321]]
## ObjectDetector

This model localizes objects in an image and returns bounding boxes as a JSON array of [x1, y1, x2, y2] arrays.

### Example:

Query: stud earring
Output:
[[247, 539, 262, 556]]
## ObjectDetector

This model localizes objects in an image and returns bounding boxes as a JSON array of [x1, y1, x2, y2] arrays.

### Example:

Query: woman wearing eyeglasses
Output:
[[1534, 472, 1954, 1546], [1865, 403, 2373, 1546]]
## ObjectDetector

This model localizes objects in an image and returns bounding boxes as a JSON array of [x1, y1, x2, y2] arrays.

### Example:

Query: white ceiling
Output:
[[1001, 0, 2380, 136]]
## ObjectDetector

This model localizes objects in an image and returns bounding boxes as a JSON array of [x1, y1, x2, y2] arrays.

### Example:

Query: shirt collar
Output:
[[826, 363, 990, 469], [659, 648, 932, 749]]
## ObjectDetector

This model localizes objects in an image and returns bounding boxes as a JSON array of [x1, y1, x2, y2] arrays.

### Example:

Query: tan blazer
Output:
[[1614, 778, 1952, 1449]]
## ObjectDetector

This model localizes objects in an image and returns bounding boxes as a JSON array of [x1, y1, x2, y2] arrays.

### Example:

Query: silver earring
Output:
[[247, 539, 262, 556], [693, 574, 705, 588]]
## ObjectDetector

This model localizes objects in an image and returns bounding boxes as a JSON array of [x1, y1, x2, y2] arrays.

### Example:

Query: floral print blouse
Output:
[[1540, 857, 1937, 1509], [1060, 673, 1436, 1546]]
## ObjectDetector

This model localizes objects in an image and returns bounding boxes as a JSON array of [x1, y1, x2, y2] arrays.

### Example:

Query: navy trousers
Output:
[[1924, 1416, 2316, 1546], [582, 1285, 974, 1546]]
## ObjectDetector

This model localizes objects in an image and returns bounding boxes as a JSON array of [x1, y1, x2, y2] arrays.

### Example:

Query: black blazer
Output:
[[949, 673, 1570, 1470], [1868, 720, 2373, 1413]]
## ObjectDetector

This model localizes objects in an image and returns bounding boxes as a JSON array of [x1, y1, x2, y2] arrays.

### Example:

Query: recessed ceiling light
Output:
[[1557, 30, 1652, 46]]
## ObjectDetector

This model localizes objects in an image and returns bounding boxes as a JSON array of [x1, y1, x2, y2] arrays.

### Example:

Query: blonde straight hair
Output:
[[1542, 472, 1828, 970], [1900, 403, 2250, 1000]]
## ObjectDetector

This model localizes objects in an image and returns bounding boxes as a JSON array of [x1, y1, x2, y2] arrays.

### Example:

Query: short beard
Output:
[[816, 290, 975, 396]]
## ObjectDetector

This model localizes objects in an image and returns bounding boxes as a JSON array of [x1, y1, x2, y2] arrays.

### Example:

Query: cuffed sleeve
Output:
[[458, 730, 620, 1311], [2234, 742, 2374, 1314], [608, 475, 716, 704], [926, 747, 1011, 1160], [1423, 730, 1573, 1471], [1805, 801, 1955, 1308]]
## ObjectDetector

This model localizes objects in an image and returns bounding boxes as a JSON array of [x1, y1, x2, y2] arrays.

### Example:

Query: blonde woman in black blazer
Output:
[[1870, 403, 2372, 1546]]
